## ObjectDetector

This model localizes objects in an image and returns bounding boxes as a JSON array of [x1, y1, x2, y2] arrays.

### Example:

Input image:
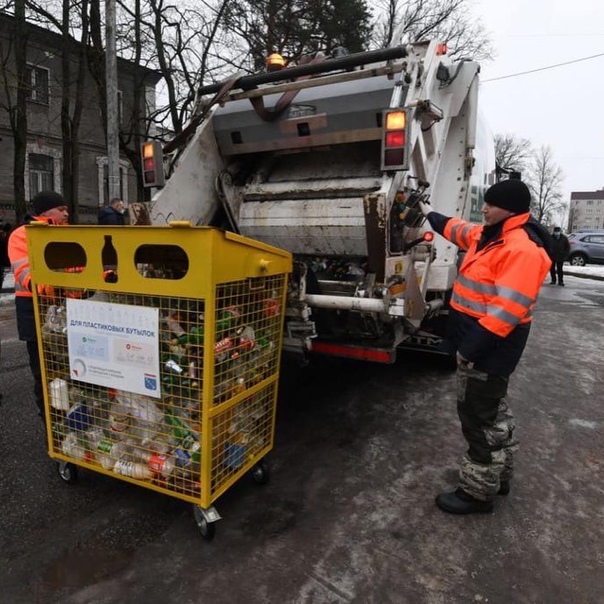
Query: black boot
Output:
[[498, 481, 510, 495], [435, 488, 494, 514]]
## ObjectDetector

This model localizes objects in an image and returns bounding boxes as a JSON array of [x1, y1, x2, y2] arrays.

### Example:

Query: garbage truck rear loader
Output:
[[147, 40, 495, 363]]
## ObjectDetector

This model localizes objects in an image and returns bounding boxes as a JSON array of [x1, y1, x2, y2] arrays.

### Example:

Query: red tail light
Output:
[[386, 131, 405, 147]]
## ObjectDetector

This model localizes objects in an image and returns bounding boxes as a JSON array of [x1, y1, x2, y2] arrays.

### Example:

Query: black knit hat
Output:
[[32, 191, 66, 215], [484, 179, 531, 214]]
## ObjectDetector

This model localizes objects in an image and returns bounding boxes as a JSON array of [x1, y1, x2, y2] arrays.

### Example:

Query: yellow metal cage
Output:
[[26, 222, 292, 524]]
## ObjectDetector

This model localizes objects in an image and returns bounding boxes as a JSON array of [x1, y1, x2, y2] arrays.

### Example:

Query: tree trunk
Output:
[[13, 0, 28, 224]]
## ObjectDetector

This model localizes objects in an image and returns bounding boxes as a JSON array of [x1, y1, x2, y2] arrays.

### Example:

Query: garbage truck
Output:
[[143, 38, 496, 363]]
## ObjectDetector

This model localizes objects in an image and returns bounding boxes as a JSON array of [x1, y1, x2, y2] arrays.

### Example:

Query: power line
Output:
[[482, 52, 604, 82], [505, 33, 604, 38]]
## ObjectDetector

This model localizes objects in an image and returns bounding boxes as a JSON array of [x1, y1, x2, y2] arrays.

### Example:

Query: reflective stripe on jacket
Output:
[[443, 212, 551, 338]]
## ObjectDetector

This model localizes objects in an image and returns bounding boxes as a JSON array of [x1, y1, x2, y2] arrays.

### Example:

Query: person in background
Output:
[[98, 197, 126, 225], [418, 179, 552, 515], [0, 222, 11, 292], [0, 221, 10, 403], [549, 226, 570, 286], [8, 191, 69, 426]]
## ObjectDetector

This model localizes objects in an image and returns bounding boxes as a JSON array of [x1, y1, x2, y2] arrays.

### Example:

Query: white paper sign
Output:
[[66, 299, 161, 398]]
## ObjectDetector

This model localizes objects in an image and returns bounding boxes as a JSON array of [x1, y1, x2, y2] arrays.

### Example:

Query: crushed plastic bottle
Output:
[[61, 432, 87, 461], [42, 304, 67, 334]]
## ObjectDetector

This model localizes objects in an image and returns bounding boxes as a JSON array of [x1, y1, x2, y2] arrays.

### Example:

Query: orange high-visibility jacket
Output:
[[444, 212, 551, 338], [9, 216, 84, 300], [8, 215, 55, 297]]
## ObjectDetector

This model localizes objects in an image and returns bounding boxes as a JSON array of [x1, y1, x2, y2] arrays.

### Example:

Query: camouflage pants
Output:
[[456, 363, 518, 501]]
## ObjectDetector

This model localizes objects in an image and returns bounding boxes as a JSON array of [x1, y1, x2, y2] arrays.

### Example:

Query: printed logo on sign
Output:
[[144, 373, 158, 391]]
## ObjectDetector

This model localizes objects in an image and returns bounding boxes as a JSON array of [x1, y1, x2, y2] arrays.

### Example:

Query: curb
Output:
[[564, 271, 604, 282]]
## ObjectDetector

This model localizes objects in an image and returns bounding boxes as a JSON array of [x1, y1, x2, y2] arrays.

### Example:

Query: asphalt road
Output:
[[1, 275, 603, 603]]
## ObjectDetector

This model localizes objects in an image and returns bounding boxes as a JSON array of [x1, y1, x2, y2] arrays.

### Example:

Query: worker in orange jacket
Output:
[[8, 191, 69, 425], [419, 178, 553, 514]]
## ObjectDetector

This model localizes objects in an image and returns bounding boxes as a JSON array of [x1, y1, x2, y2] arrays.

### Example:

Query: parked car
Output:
[[567, 231, 604, 266]]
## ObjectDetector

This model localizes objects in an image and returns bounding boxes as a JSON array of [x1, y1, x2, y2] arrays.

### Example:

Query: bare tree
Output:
[[372, 0, 493, 60], [0, 0, 29, 223], [115, 0, 232, 136], [11, 0, 92, 221], [526, 145, 566, 225], [495, 133, 532, 180], [221, 0, 372, 72]]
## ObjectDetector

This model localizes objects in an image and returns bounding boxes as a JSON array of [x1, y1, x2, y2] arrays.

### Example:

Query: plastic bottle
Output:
[[263, 290, 281, 318], [65, 403, 92, 432], [164, 314, 186, 338], [147, 453, 176, 477], [173, 447, 201, 476], [113, 460, 153, 480], [130, 446, 175, 477], [165, 410, 201, 455], [108, 399, 131, 437], [177, 325, 204, 346], [95, 438, 129, 470], [61, 432, 87, 461], [50, 378, 70, 411]]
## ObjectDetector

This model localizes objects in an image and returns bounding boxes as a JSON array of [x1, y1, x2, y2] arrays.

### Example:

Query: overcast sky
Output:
[[472, 0, 604, 201]]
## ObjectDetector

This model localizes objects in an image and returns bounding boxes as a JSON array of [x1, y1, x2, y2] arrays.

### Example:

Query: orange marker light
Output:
[[142, 142, 154, 158], [385, 111, 406, 130], [423, 231, 435, 242]]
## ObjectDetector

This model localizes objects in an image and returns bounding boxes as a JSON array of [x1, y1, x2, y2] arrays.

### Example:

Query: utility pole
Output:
[[105, 0, 120, 200]]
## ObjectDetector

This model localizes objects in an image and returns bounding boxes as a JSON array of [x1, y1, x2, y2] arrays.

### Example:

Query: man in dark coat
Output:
[[8, 191, 69, 424], [98, 198, 126, 225], [549, 226, 570, 286], [419, 179, 552, 514]]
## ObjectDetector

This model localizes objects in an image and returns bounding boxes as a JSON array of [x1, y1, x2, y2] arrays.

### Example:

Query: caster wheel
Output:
[[193, 505, 216, 541], [57, 461, 78, 484], [251, 459, 270, 485]]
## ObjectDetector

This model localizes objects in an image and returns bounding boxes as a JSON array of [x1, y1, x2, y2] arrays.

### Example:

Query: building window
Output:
[[96, 156, 129, 205], [118, 90, 123, 124], [25, 65, 50, 105], [29, 153, 54, 197], [102, 164, 127, 202]]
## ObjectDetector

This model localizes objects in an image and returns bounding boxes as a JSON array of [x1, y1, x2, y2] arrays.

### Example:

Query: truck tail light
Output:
[[381, 109, 409, 171], [141, 141, 165, 188]]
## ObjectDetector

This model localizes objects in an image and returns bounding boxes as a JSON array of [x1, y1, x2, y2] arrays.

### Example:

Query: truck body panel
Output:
[[149, 40, 496, 361]]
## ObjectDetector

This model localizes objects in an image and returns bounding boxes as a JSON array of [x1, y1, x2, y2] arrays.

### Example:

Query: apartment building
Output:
[[568, 188, 604, 233], [0, 12, 161, 224]]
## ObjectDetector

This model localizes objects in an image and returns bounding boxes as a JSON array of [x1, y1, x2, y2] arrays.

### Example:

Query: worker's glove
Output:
[[456, 351, 474, 370], [418, 200, 432, 217]]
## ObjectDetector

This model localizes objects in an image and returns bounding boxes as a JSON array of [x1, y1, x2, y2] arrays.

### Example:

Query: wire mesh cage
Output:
[[27, 223, 292, 511]]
